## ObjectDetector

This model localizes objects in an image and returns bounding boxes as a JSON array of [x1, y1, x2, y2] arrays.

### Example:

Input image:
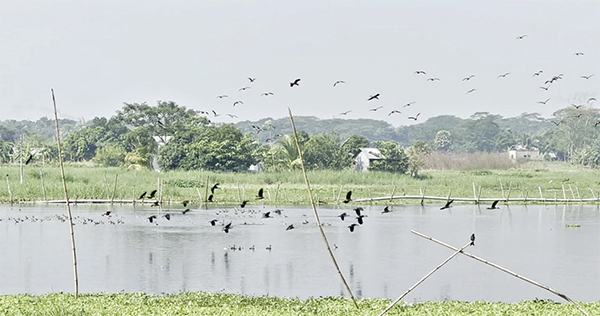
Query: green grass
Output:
[[1, 161, 599, 205], [0, 293, 597, 316]]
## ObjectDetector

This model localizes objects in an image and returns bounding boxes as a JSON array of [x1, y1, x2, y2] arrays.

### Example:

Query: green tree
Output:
[[0, 141, 12, 164], [406, 141, 430, 178], [93, 145, 126, 167], [369, 141, 408, 173], [434, 130, 452, 152]]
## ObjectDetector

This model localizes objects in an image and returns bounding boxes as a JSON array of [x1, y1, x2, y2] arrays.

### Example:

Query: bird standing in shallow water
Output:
[[470, 233, 476, 246], [487, 200, 500, 210], [440, 200, 454, 210], [182, 209, 191, 215], [240, 200, 248, 208], [382, 206, 391, 213]]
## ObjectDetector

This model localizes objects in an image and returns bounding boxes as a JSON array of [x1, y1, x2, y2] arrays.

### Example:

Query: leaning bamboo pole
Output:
[[411, 230, 590, 316], [288, 108, 358, 309], [378, 240, 473, 316], [51, 89, 79, 297]]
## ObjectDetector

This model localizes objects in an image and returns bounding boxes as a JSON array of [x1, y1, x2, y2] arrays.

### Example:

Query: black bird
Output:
[[240, 200, 248, 208], [343, 191, 352, 203], [262, 211, 271, 218], [286, 224, 295, 231], [148, 190, 157, 199], [427, 77, 440, 81], [261, 92, 274, 96], [356, 215, 366, 225], [25, 154, 34, 165], [440, 200, 454, 210], [216, 95, 228, 99], [150, 201, 160, 207], [382, 206, 391, 213], [581, 74, 594, 79], [537, 98, 551, 105], [550, 121, 560, 126], [487, 200, 500, 210], [462, 75, 475, 81], [139, 192, 147, 200], [348, 223, 359, 232], [239, 86, 251, 91], [290, 78, 301, 87], [102, 211, 112, 216], [163, 214, 171, 220], [466, 89, 477, 94], [516, 34, 527, 40], [354, 207, 363, 216], [408, 113, 421, 121], [403, 101, 416, 107], [233, 101, 243, 106], [414, 70, 426, 75], [248, 77, 257, 82], [389, 110, 401, 116], [532, 71, 543, 77], [209, 219, 218, 226], [340, 111, 351, 115], [333, 80, 345, 87], [148, 215, 157, 223], [207, 194, 214, 202], [369, 106, 383, 112], [572, 104, 583, 109], [182, 200, 189, 207], [338, 212, 349, 221], [573, 52, 584, 56], [539, 86, 549, 91], [497, 72, 510, 78], [256, 188, 264, 199], [367, 93, 380, 101], [223, 222, 232, 233], [273, 209, 283, 215], [212, 110, 220, 117], [211, 184, 220, 194], [182, 209, 191, 215], [470, 233, 476, 246]]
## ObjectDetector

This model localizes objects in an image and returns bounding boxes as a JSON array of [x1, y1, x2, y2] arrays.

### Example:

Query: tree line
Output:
[[1, 101, 599, 171]]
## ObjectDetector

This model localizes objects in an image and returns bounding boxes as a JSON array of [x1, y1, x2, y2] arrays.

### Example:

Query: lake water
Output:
[[0, 203, 598, 302]]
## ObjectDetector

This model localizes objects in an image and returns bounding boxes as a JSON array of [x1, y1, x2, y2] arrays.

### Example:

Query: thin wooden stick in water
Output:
[[51, 89, 79, 297], [288, 108, 358, 309], [40, 169, 47, 202], [111, 174, 118, 204], [379, 240, 473, 316], [5, 174, 13, 205], [411, 230, 590, 316]]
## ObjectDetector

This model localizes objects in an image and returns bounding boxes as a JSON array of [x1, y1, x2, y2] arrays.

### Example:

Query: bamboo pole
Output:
[[195, 187, 202, 202], [472, 182, 477, 204], [420, 188, 425, 205], [288, 108, 358, 309], [204, 176, 210, 203], [538, 187, 544, 200], [51, 89, 79, 297], [562, 185, 567, 200], [477, 185, 482, 204], [6, 174, 13, 205], [499, 179, 505, 200], [589, 188, 596, 200], [390, 185, 396, 201], [40, 169, 47, 202], [111, 174, 118, 204], [411, 230, 590, 316], [569, 184, 575, 200], [378, 240, 473, 316], [237, 183, 242, 203], [506, 181, 513, 202], [275, 184, 280, 205], [446, 188, 452, 203], [103, 174, 111, 199], [336, 185, 344, 203], [575, 186, 582, 202]]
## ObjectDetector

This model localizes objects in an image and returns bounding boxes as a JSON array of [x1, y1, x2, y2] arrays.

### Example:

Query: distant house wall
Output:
[[508, 149, 540, 161], [355, 148, 384, 171]]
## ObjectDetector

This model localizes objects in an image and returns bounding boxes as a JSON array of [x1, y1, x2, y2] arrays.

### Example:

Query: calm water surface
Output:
[[0, 203, 598, 302]]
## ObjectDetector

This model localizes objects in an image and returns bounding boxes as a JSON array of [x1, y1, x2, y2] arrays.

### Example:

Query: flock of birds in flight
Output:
[[200, 34, 596, 126]]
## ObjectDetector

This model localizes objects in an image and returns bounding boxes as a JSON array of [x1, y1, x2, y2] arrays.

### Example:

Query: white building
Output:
[[355, 148, 384, 171], [508, 146, 540, 162]]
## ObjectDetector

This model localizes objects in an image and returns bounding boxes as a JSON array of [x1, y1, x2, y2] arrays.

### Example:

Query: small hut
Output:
[[355, 148, 384, 171]]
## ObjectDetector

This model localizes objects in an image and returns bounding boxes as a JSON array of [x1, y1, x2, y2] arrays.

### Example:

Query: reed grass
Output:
[[0, 293, 597, 316], [0, 162, 598, 205]]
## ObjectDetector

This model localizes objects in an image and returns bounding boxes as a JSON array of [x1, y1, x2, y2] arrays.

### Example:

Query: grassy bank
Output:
[[1, 293, 598, 316], [1, 162, 599, 205]]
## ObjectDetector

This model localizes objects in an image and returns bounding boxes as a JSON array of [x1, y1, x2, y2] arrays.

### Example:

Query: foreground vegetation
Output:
[[1, 162, 598, 205], [1, 293, 598, 316]]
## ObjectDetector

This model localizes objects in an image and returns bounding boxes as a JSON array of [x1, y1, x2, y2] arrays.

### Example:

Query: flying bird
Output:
[[440, 200, 454, 210], [466, 88, 477, 94], [248, 77, 257, 82], [223, 222, 232, 233], [256, 188, 264, 199], [338, 212, 349, 221], [339, 111, 351, 116], [233, 101, 243, 106], [462, 75, 475, 81], [261, 92, 274, 96], [240, 200, 248, 208], [516, 35, 527, 39], [356, 214, 366, 225], [102, 211, 112, 216], [216, 95, 228, 99], [497, 73, 510, 78], [408, 113, 421, 121], [163, 214, 171, 221], [403, 101, 416, 107], [343, 191, 352, 203], [470, 233, 476, 246], [226, 114, 238, 118], [588, 98, 597, 103], [148, 215, 157, 223], [382, 206, 391, 213], [367, 93, 380, 101], [182, 209, 191, 215], [354, 207, 363, 216], [211, 184, 220, 194], [537, 98, 551, 105], [369, 106, 383, 112], [262, 211, 271, 218], [148, 190, 157, 199], [532, 71, 543, 77], [581, 74, 595, 79], [150, 201, 160, 207], [290, 78, 301, 87], [139, 192, 147, 200], [571, 104, 583, 109], [348, 223, 359, 232], [414, 70, 426, 75], [389, 110, 402, 116], [286, 224, 295, 231], [239, 86, 251, 91], [212, 110, 220, 117], [487, 200, 500, 210], [539, 86, 549, 91], [427, 77, 440, 81], [333, 80, 345, 87], [550, 121, 560, 126], [209, 219, 218, 226], [207, 194, 214, 202], [182, 200, 189, 207], [25, 154, 34, 165], [573, 52, 584, 55]]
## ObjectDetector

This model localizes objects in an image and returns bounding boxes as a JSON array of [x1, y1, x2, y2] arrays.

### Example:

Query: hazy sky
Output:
[[1, 0, 598, 127]]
